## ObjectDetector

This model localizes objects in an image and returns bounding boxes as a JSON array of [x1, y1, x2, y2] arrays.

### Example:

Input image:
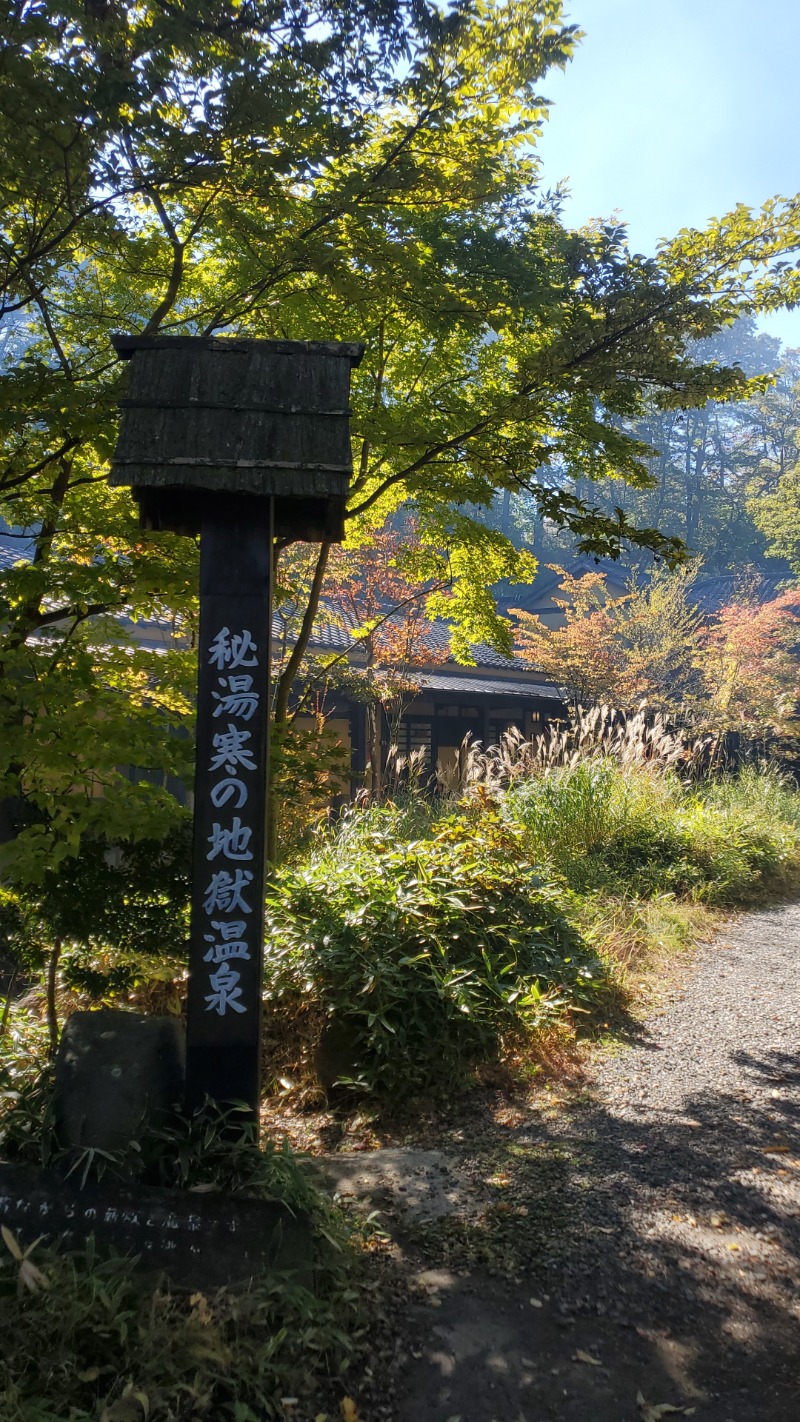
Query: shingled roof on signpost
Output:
[[106, 332, 365, 1127], [109, 334, 364, 540]]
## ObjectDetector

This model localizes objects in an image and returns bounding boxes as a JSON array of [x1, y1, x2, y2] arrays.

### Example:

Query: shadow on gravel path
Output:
[[387, 904, 800, 1422]]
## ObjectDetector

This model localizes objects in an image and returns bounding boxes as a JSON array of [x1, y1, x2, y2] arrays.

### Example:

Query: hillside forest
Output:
[[480, 316, 800, 579]]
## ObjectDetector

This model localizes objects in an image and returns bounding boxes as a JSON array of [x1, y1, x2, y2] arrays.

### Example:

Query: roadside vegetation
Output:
[[0, 1104, 372, 1422], [260, 710, 800, 1099], [3, 0, 800, 1412], [3, 709, 800, 1418], [5, 712, 800, 1116]]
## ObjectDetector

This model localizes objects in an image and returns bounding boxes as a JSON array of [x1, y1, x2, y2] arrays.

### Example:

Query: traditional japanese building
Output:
[[273, 611, 567, 792]]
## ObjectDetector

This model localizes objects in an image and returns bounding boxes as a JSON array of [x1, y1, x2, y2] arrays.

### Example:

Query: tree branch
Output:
[[33, 601, 116, 630], [292, 575, 452, 696], [273, 541, 330, 725], [0, 436, 81, 493], [200, 88, 446, 335]]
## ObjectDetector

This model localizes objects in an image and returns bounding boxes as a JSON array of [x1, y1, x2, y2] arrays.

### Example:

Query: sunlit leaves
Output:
[[2, 0, 800, 879]]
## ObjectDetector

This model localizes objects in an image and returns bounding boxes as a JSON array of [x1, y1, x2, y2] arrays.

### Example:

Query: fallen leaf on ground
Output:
[[99, 1402, 147, 1422], [636, 1392, 695, 1420], [1, 1226, 21, 1261], [763, 1145, 790, 1153], [529, 1297, 543, 1308], [574, 1350, 602, 1366]]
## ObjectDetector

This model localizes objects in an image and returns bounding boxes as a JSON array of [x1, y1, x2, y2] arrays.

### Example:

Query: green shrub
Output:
[[0, 1246, 364, 1421], [504, 757, 800, 903], [264, 809, 606, 1094]]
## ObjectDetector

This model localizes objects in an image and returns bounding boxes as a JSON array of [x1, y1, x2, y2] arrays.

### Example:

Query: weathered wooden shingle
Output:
[[109, 335, 364, 538]]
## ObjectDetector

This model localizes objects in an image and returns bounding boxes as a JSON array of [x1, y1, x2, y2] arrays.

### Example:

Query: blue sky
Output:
[[535, 0, 800, 350]]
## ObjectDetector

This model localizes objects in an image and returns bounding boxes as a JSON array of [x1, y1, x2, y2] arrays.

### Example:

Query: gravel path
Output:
[[386, 902, 800, 1421]]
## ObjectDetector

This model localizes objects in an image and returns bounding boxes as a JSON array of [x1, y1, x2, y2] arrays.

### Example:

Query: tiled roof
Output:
[[495, 559, 627, 615], [464, 639, 519, 670], [273, 614, 354, 652], [499, 565, 799, 622], [689, 574, 794, 616], [281, 608, 525, 670], [117, 615, 188, 653], [0, 531, 36, 571], [425, 617, 521, 669], [410, 671, 564, 701]]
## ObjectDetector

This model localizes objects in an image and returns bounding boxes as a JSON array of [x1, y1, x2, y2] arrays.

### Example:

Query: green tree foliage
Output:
[[751, 464, 800, 575], [498, 320, 800, 574], [589, 321, 786, 571], [0, 825, 190, 1048], [746, 352, 800, 573], [0, 826, 190, 990], [3, 1, 800, 878]]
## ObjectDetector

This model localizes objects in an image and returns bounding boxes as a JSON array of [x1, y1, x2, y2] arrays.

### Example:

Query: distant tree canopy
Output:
[[486, 319, 800, 576], [747, 358, 800, 577], [3, 0, 800, 877]]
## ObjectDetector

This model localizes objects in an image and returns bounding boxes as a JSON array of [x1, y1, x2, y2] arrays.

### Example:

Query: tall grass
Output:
[[504, 756, 798, 902], [459, 704, 712, 791]]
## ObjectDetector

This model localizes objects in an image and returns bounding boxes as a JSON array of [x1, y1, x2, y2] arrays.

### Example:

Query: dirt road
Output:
[[363, 902, 800, 1420]]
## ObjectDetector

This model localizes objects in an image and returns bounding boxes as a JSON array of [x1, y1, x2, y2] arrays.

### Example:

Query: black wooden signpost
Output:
[[108, 334, 363, 1128], [186, 495, 274, 1117]]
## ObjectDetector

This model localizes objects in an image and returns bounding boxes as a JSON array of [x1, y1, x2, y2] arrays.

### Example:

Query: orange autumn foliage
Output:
[[700, 589, 800, 734], [325, 520, 449, 692], [513, 566, 800, 738]]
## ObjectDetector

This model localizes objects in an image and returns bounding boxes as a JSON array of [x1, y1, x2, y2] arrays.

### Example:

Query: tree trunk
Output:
[[46, 937, 62, 1058], [267, 540, 331, 863], [0, 964, 19, 1038], [501, 487, 512, 537], [366, 703, 383, 800]]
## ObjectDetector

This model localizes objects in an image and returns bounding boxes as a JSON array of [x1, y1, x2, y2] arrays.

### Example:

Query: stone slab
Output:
[[0, 1162, 312, 1288], [311, 1148, 481, 1222], [54, 1010, 185, 1153]]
